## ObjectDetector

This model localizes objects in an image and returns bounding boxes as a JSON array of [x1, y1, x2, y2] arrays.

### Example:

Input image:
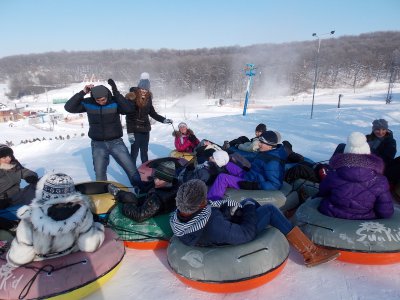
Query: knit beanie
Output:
[[154, 160, 176, 183], [344, 132, 371, 155], [91, 85, 110, 99], [372, 119, 389, 131], [255, 123, 267, 133], [0, 144, 13, 158], [40, 173, 77, 202], [212, 150, 229, 167], [176, 179, 207, 214], [178, 122, 187, 129], [259, 130, 279, 147], [137, 72, 151, 91]]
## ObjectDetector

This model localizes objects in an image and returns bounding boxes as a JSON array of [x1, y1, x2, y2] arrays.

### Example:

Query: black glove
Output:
[[238, 181, 260, 190], [25, 175, 39, 184], [188, 134, 197, 143], [107, 78, 119, 95]]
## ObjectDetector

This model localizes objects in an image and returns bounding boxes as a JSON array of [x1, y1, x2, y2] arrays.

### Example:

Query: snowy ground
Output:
[[1, 81, 400, 300]]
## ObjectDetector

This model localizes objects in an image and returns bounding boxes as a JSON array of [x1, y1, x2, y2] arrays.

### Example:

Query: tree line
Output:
[[0, 31, 399, 100]]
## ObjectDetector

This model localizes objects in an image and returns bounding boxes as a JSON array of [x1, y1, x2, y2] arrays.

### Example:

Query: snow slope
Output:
[[1, 81, 400, 300]]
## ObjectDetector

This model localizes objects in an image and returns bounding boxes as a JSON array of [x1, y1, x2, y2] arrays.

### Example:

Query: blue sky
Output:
[[0, 0, 399, 58]]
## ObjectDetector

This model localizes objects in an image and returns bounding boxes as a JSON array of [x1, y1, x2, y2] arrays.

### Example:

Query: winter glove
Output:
[[107, 78, 119, 95], [163, 119, 173, 124], [238, 181, 260, 190], [128, 133, 135, 144], [188, 134, 198, 143], [25, 175, 39, 184]]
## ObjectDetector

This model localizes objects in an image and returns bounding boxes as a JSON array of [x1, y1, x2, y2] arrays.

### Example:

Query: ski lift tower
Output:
[[242, 64, 256, 116]]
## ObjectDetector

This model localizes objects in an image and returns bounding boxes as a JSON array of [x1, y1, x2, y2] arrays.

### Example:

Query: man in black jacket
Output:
[[64, 79, 137, 185]]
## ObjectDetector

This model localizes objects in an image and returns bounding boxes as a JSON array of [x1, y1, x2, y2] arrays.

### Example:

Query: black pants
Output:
[[131, 132, 150, 164]]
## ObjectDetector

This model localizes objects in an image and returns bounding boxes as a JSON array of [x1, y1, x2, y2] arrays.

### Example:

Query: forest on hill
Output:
[[0, 31, 399, 99]]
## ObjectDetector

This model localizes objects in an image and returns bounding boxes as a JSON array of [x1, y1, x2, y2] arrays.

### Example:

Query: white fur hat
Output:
[[344, 132, 370, 155], [212, 150, 229, 167]]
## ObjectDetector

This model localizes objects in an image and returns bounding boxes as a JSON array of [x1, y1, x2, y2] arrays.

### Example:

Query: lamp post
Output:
[[310, 30, 335, 119]]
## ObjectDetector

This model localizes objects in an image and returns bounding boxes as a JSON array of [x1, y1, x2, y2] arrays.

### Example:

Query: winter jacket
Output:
[[173, 129, 200, 153], [366, 130, 397, 167], [7, 192, 104, 266], [121, 182, 179, 223], [0, 160, 38, 207], [125, 89, 165, 133], [64, 88, 134, 141], [244, 145, 287, 190], [170, 199, 257, 247], [318, 153, 394, 220]]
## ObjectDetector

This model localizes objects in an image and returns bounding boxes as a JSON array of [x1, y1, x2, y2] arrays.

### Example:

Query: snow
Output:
[[1, 81, 400, 300]]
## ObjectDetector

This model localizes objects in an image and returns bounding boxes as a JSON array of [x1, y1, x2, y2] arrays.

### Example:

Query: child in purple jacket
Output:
[[319, 132, 394, 220]]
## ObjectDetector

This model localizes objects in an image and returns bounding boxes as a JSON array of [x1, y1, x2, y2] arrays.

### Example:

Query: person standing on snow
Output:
[[64, 80, 137, 185], [125, 72, 173, 165]]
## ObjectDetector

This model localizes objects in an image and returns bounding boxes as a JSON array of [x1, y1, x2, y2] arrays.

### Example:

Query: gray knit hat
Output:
[[91, 85, 110, 99], [137, 72, 150, 91], [372, 119, 388, 131], [154, 160, 176, 183], [176, 179, 207, 214]]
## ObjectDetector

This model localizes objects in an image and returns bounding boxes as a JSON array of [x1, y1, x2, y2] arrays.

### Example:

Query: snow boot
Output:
[[286, 226, 340, 268], [107, 183, 120, 197]]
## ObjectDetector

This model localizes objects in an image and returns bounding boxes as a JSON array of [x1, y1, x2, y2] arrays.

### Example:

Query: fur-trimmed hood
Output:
[[17, 193, 93, 236], [172, 128, 194, 137]]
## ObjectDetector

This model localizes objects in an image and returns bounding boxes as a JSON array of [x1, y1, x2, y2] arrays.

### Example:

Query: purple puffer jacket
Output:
[[318, 153, 394, 220]]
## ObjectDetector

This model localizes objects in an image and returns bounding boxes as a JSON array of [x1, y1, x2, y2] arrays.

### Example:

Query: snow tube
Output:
[[0, 228, 124, 300], [75, 181, 128, 220], [225, 181, 299, 212], [108, 204, 173, 250], [169, 150, 196, 164], [295, 197, 400, 265], [168, 227, 289, 293]]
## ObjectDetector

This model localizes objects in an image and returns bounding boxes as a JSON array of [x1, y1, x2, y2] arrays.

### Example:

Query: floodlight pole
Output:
[[243, 64, 256, 116], [310, 31, 335, 119]]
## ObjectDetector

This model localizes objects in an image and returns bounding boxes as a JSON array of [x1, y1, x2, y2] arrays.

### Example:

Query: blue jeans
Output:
[[256, 204, 294, 235], [91, 138, 137, 185]]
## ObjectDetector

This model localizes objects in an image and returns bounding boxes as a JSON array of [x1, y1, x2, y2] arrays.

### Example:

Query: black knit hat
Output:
[[259, 130, 279, 147], [255, 123, 267, 133], [0, 144, 13, 158], [372, 119, 388, 131], [154, 160, 176, 183], [176, 179, 207, 214]]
